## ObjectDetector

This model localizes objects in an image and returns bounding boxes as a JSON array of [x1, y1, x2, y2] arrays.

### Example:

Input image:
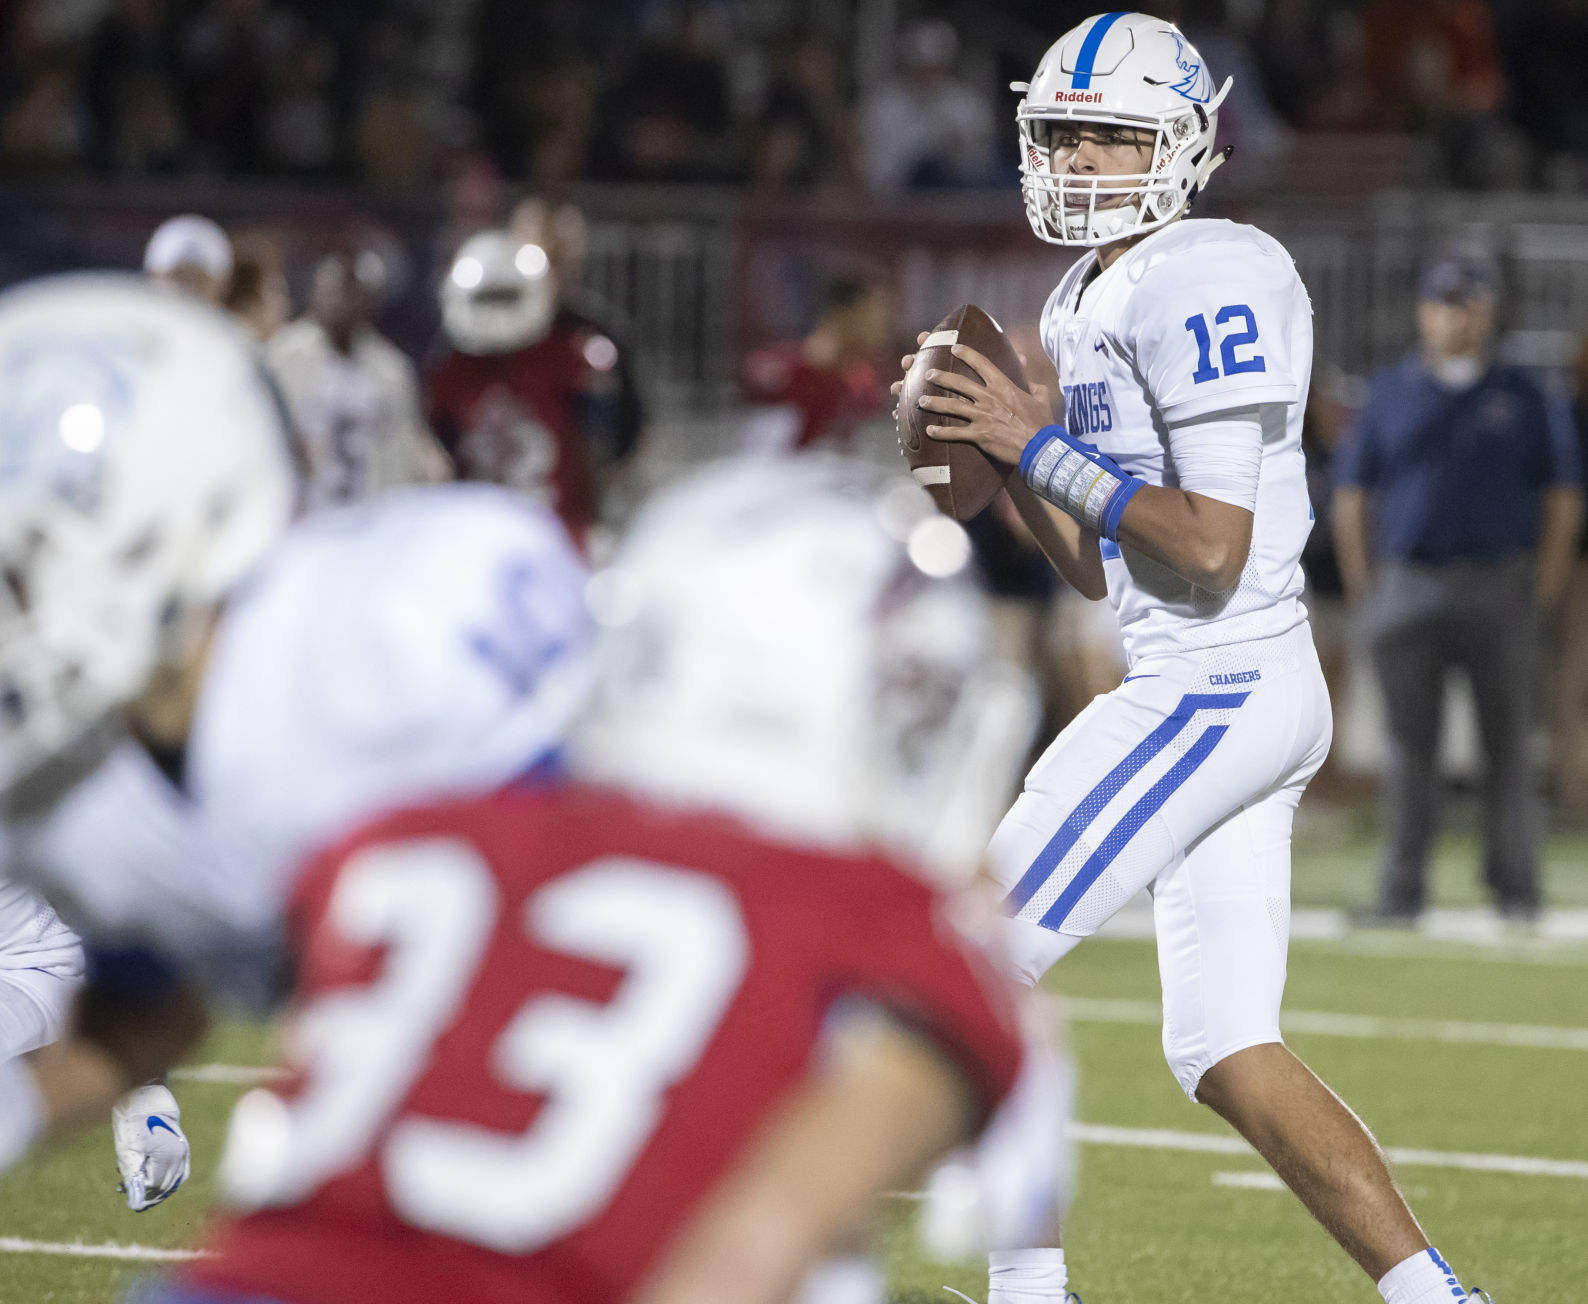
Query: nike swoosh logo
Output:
[[1122, 674, 1160, 682], [146, 1116, 178, 1136], [1093, 341, 1106, 351]]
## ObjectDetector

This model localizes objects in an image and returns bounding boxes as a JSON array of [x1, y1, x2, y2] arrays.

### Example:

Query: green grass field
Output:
[[4, 825, 1587, 1303]]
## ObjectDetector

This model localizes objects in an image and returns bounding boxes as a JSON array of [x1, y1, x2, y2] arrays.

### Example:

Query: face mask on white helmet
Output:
[[0, 274, 297, 801], [442, 229, 556, 356], [1014, 11, 1233, 248], [573, 455, 1036, 884]]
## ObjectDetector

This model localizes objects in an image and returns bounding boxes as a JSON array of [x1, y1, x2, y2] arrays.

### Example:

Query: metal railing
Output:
[[1, 181, 1584, 413]]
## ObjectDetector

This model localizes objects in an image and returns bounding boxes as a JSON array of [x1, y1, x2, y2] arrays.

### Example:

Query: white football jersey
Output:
[[4, 485, 594, 969], [266, 320, 450, 510], [1039, 219, 1315, 662], [0, 876, 80, 975]]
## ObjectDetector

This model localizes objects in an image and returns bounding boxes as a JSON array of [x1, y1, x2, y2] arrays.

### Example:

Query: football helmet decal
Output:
[[1014, 12, 1233, 247]]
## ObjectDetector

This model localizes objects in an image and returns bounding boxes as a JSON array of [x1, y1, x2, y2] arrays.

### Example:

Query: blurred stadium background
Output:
[[2, 1, 1587, 1299]]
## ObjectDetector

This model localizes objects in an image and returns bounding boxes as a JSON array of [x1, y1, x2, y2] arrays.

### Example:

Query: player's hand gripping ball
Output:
[[896, 304, 1030, 521]]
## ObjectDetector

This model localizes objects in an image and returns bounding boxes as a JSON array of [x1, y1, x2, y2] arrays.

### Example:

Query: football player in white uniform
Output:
[[901, 14, 1486, 1304], [0, 275, 595, 1191]]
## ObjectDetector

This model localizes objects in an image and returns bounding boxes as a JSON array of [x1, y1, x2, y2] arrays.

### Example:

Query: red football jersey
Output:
[[182, 785, 1023, 1304], [426, 323, 609, 547], [740, 341, 888, 450]]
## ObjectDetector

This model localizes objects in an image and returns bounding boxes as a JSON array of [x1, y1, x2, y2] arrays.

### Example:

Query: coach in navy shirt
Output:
[[1334, 252, 1582, 923]]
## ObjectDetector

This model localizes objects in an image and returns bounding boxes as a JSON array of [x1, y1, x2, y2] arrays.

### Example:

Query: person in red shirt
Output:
[[741, 273, 893, 453], [138, 457, 1062, 1304], [428, 228, 633, 549]]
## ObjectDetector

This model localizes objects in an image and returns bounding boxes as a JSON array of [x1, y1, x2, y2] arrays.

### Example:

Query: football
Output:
[[897, 303, 1029, 522]]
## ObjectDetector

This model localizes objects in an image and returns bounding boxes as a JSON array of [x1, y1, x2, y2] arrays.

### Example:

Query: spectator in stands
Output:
[[260, 28, 339, 176], [1360, 0, 1514, 186], [85, 0, 189, 173], [266, 246, 451, 510], [1333, 251, 1583, 924], [748, 31, 857, 193], [173, 0, 277, 174], [1498, 0, 1588, 186], [353, 13, 438, 189], [588, 10, 739, 183], [739, 272, 892, 454], [860, 19, 994, 192], [0, 46, 90, 172], [143, 212, 232, 303]]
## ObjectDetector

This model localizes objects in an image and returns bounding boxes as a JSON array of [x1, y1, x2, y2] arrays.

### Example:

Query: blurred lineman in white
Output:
[[143, 214, 233, 305], [575, 457, 1072, 1303], [902, 13, 1484, 1304], [0, 276, 593, 1194], [266, 248, 451, 509]]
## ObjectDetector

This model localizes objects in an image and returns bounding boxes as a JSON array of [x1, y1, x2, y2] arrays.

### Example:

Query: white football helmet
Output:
[[441, 229, 556, 356], [573, 456, 1035, 881], [1015, 11, 1232, 247], [0, 274, 296, 798]]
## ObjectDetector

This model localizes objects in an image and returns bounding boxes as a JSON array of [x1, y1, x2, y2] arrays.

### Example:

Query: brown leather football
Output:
[[897, 303, 1028, 522]]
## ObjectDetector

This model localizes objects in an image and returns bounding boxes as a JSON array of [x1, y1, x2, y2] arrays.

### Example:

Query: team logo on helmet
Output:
[[1147, 34, 1212, 103]]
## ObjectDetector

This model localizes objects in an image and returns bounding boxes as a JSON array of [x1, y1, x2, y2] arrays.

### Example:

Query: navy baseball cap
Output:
[[1419, 252, 1499, 304]]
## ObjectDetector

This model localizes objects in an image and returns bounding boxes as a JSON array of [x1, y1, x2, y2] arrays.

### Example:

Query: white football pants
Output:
[[988, 623, 1331, 1098], [0, 881, 85, 1061]]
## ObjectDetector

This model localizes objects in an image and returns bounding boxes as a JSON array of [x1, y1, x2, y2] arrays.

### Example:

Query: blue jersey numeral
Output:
[[1184, 305, 1266, 383], [468, 558, 572, 696]]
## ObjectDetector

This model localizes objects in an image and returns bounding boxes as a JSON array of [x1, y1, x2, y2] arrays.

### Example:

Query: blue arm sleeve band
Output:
[[1020, 425, 1145, 542]]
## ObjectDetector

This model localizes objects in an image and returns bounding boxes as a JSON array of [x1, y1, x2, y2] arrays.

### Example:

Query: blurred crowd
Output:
[[4, 0, 1588, 193]]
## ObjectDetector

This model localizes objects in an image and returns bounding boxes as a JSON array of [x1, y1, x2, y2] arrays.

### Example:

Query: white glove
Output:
[[112, 1083, 191, 1211]]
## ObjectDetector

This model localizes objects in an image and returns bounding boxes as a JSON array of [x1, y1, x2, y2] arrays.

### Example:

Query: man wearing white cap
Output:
[[143, 214, 234, 305]]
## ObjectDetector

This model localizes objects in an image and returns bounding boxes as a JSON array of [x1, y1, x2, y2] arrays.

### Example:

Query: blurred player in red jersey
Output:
[[427, 228, 640, 550], [131, 457, 1064, 1304], [740, 272, 894, 454]]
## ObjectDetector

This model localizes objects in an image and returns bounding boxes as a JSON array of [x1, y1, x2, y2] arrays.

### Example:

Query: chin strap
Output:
[[1196, 143, 1235, 190]]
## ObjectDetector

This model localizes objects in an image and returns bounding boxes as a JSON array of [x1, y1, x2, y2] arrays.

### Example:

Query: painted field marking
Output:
[[1073, 1123, 1588, 1180], [170, 1063, 287, 1086], [1063, 997, 1588, 1051], [0, 1237, 210, 1261], [1093, 899, 1588, 964], [1212, 1170, 1286, 1191]]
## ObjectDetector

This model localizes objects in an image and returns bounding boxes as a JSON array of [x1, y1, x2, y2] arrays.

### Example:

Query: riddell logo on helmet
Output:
[[1054, 90, 1103, 104]]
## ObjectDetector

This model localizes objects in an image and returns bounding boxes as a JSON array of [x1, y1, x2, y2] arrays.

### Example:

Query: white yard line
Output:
[[1211, 1170, 1286, 1191], [1062, 997, 1588, 1051], [1093, 900, 1588, 963], [0, 1237, 210, 1261], [1072, 1123, 1588, 1180], [170, 1063, 288, 1085]]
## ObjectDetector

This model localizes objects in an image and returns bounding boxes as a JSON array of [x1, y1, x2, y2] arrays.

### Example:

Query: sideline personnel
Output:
[[1334, 251, 1583, 922]]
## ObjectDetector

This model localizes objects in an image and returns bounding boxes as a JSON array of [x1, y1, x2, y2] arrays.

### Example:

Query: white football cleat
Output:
[[944, 1290, 1083, 1304], [112, 1083, 190, 1211]]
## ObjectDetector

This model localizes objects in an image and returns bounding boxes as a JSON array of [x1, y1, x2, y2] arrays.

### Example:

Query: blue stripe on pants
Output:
[[1003, 691, 1250, 917], [1037, 722, 1229, 930]]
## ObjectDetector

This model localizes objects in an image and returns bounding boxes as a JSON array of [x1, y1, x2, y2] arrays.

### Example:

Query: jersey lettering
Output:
[[1062, 380, 1113, 436]]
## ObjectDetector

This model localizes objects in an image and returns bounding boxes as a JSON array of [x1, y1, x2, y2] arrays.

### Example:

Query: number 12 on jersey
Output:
[[1185, 305, 1265, 383]]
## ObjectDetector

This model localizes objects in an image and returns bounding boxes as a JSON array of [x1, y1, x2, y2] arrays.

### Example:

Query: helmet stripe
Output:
[[1070, 11, 1128, 89]]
